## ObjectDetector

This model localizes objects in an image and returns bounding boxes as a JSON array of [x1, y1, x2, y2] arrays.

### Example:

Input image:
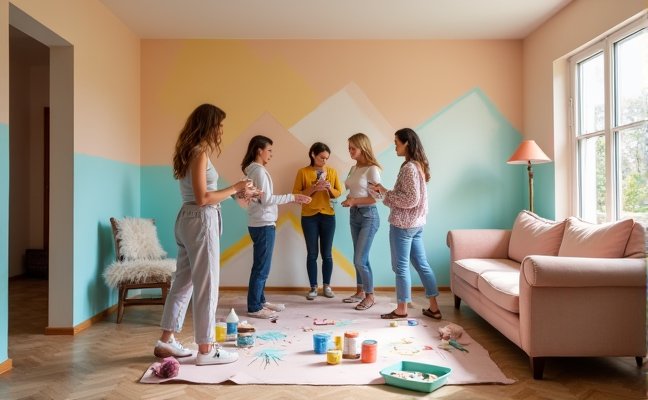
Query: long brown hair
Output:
[[241, 135, 273, 173], [348, 133, 381, 169], [395, 128, 430, 182], [172, 104, 226, 179]]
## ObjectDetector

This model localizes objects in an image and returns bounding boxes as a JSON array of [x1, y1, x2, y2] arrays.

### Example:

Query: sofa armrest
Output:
[[521, 255, 646, 288], [446, 229, 511, 261]]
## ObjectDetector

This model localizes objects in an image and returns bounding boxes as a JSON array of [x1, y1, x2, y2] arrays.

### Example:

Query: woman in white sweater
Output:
[[241, 135, 311, 318]]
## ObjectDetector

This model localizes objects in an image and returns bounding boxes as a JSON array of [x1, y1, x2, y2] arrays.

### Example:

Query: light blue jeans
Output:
[[389, 224, 439, 303], [350, 206, 379, 293]]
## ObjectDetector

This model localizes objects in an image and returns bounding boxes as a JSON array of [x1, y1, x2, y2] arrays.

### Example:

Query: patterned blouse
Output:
[[383, 161, 428, 229]]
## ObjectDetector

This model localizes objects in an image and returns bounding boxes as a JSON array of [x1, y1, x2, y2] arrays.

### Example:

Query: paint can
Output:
[[361, 339, 377, 363], [215, 321, 227, 342], [313, 333, 331, 354], [389, 321, 398, 327], [342, 331, 360, 359], [237, 332, 255, 348], [326, 349, 342, 365]]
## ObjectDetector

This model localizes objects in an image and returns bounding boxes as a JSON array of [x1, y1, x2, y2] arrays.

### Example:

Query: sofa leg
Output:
[[636, 356, 644, 367], [531, 357, 545, 380], [454, 295, 461, 309]]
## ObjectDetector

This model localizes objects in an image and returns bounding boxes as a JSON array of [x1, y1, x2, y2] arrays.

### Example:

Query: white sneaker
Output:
[[196, 346, 239, 365], [248, 308, 277, 319], [263, 302, 285, 312], [323, 286, 335, 298], [154, 338, 192, 358], [306, 287, 318, 300]]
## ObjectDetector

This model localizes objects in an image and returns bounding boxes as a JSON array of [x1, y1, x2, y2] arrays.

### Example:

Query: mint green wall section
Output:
[[332, 89, 527, 286], [141, 166, 250, 258], [0, 123, 9, 362], [73, 153, 140, 325]]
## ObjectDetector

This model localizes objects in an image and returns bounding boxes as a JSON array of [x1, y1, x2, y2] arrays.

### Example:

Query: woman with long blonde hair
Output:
[[341, 133, 381, 311]]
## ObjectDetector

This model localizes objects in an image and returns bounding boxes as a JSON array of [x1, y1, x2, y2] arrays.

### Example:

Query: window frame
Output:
[[569, 17, 648, 223]]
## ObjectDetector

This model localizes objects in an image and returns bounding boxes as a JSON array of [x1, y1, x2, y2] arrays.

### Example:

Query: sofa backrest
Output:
[[508, 210, 566, 263], [557, 216, 639, 258]]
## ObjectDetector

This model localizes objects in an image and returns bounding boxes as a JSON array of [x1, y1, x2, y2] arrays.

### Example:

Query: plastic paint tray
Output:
[[380, 361, 452, 393]]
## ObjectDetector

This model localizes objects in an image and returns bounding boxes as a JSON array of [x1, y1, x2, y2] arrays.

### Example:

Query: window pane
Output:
[[615, 29, 648, 126], [617, 124, 648, 225], [579, 135, 606, 223], [578, 53, 604, 135]]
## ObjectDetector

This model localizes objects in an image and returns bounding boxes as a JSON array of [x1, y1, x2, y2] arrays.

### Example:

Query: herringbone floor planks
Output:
[[1, 278, 645, 399]]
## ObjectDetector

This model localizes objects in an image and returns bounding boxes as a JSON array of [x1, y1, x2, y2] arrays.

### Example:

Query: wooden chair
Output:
[[104, 217, 175, 323]]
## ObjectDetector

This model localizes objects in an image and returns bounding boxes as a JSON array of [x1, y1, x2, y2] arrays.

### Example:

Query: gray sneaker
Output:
[[323, 285, 335, 298], [306, 287, 318, 300]]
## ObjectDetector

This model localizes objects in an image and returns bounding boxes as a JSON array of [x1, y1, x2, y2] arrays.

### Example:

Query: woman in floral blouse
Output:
[[369, 128, 442, 320]]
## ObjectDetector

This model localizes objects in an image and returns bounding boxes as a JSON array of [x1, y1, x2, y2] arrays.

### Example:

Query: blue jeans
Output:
[[389, 224, 439, 303], [350, 206, 379, 293], [301, 213, 336, 288], [247, 225, 276, 312]]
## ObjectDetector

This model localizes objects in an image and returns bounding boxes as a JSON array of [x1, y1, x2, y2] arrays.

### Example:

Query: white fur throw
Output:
[[103, 258, 176, 288], [116, 218, 167, 260]]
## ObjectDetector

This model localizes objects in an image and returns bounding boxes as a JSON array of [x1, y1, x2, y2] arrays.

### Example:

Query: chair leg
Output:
[[117, 286, 126, 324], [531, 357, 545, 380], [454, 295, 461, 309], [636, 356, 644, 367]]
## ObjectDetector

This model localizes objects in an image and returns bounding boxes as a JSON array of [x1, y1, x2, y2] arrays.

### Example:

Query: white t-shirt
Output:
[[345, 165, 381, 206]]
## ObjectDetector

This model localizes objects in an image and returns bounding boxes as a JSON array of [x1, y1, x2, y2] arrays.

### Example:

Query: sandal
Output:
[[422, 308, 442, 320], [355, 298, 374, 311], [343, 294, 364, 303], [380, 310, 408, 319]]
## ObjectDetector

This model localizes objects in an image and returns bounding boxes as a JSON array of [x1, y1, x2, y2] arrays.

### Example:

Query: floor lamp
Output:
[[507, 140, 551, 213]]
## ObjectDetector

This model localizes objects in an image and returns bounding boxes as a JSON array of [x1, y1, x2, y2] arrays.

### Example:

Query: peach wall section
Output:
[[10, 0, 140, 164], [523, 0, 646, 218], [141, 39, 522, 166]]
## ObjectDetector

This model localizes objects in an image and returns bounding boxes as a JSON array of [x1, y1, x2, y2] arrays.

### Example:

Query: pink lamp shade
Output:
[[507, 140, 551, 164]]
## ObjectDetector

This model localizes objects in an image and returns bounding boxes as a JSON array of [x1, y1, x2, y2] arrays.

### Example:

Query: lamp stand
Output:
[[527, 161, 534, 213]]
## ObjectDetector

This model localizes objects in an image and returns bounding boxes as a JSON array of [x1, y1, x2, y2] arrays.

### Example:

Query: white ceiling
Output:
[[99, 0, 573, 40]]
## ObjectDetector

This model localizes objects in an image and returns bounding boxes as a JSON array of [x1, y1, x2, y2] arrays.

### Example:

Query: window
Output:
[[570, 18, 648, 225]]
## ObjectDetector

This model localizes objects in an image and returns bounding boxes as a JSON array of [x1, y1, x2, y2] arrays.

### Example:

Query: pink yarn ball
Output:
[[152, 356, 180, 378]]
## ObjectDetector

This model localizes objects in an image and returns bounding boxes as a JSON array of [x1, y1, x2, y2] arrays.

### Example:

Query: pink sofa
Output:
[[447, 211, 647, 379]]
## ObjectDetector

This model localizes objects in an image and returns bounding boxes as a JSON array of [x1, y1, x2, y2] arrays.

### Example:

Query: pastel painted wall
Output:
[[1, 0, 10, 365], [140, 40, 526, 289], [523, 0, 647, 219], [2, 0, 141, 335]]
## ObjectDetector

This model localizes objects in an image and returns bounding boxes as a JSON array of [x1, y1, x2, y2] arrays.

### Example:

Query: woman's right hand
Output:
[[294, 194, 312, 204]]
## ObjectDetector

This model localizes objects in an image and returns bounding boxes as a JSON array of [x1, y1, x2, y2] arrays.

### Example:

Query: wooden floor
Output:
[[1, 277, 646, 400]]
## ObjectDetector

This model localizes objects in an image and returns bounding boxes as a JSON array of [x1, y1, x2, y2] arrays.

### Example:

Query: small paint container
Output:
[[389, 321, 399, 327], [342, 331, 360, 359], [237, 332, 255, 348], [326, 349, 342, 365], [407, 319, 419, 326], [215, 321, 227, 342], [361, 339, 377, 363], [334, 335, 343, 351], [313, 333, 331, 354]]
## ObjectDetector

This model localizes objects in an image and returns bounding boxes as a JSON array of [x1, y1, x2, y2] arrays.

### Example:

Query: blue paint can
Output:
[[313, 333, 331, 354]]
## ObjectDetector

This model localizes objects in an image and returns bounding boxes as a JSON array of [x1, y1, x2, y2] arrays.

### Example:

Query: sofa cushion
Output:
[[453, 258, 520, 289], [558, 217, 635, 258], [478, 271, 520, 313], [508, 210, 566, 263], [624, 222, 647, 258]]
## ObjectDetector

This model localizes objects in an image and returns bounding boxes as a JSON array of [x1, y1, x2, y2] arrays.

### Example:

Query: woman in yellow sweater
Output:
[[293, 142, 343, 300]]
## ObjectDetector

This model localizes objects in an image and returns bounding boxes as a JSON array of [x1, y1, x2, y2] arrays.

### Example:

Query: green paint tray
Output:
[[380, 361, 451, 393]]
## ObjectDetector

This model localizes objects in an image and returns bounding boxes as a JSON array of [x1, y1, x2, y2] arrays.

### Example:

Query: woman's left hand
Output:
[[341, 197, 354, 207]]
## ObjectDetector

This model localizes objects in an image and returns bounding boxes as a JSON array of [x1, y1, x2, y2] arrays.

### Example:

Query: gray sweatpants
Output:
[[160, 203, 221, 344]]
